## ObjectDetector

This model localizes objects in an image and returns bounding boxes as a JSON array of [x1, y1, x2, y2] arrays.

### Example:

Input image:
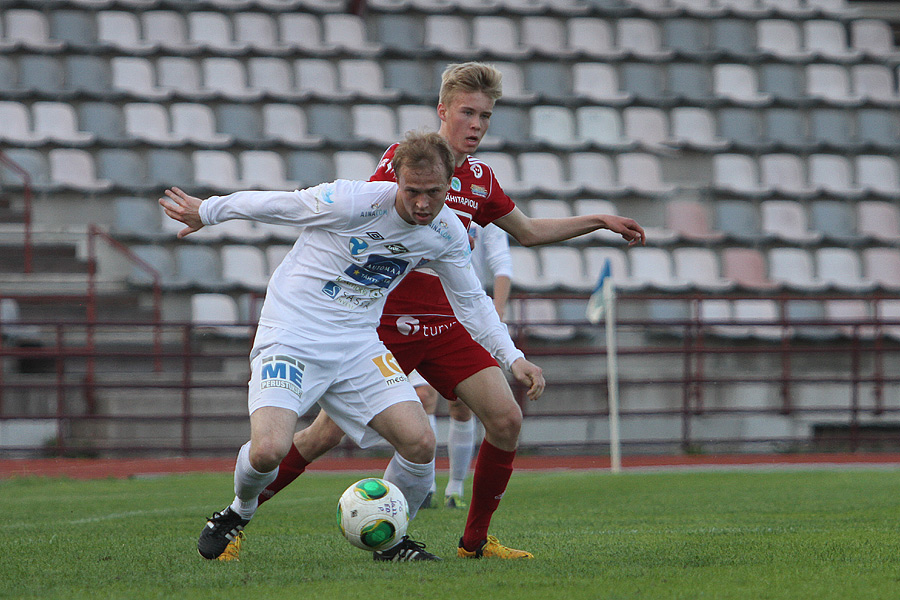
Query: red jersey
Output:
[[370, 143, 516, 327]]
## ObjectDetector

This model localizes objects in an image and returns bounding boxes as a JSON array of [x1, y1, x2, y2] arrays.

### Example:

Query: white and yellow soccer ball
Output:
[[337, 478, 409, 551]]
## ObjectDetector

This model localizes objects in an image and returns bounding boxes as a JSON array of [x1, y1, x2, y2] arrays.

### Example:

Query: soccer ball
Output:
[[337, 478, 409, 551]]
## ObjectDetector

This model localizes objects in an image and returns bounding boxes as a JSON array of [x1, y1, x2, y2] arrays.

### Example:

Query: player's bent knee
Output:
[[249, 439, 291, 472], [483, 409, 522, 445]]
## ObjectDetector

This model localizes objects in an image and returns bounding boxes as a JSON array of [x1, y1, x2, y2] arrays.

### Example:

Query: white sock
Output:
[[427, 414, 438, 494], [445, 418, 475, 498], [230, 441, 278, 520], [383, 451, 435, 521]]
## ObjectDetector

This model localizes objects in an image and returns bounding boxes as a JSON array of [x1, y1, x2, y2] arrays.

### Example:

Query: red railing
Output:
[[0, 151, 34, 273], [1, 292, 899, 457]]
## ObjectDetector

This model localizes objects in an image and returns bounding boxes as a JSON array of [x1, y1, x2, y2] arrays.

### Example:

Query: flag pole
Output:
[[586, 259, 621, 474], [603, 276, 621, 473]]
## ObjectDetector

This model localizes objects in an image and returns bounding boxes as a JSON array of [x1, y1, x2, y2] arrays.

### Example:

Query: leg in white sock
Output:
[[230, 441, 279, 520], [383, 451, 435, 521], [445, 417, 476, 498], [426, 413, 438, 494]]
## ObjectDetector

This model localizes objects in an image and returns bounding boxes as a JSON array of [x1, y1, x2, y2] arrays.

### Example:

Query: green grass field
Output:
[[3, 468, 900, 600]]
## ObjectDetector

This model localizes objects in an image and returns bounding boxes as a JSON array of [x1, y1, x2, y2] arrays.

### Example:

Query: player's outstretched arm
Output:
[[159, 187, 205, 238], [510, 357, 545, 401], [494, 207, 646, 247]]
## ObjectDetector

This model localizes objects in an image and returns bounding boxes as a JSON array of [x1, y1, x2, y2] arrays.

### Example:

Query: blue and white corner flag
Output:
[[586, 258, 613, 324]]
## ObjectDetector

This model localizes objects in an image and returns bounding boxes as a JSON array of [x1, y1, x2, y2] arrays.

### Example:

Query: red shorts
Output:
[[377, 318, 498, 400]]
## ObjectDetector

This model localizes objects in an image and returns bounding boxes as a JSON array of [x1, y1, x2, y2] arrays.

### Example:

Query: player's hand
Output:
[[603, 215, 646, 246], [510, 357, 545, 401], [159, 187, 205, 238]]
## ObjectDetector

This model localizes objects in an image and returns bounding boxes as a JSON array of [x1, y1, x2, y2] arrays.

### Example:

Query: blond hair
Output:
[[392, 130, 455, 181], [438, 62, 503, 108]]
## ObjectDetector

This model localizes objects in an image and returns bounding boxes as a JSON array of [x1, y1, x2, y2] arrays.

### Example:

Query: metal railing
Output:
[[2, 292, 899, 457]]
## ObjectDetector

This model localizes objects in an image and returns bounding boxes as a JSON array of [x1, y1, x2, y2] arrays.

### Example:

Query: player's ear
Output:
[[437, 103, 447, 121]]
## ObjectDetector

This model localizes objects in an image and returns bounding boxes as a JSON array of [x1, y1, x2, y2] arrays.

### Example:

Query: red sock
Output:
[[461, 440, 515, 551], [258, 444, 310, 505]]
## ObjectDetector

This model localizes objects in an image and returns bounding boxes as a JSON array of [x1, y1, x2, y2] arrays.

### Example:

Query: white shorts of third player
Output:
[[248, 324, 419, 449], [407, 369, 428, 389]]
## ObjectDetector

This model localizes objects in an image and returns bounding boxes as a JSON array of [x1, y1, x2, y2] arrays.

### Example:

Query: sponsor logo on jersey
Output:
[[471, 184, 487, 197], [385, 243, 409, 255], [371, 352, 408, 387], [366, 231, 385, 240], [322, 281, 341, 298], [396, 315, 420, 335], [314, 183, 336, 212], [360, 209, 388, 217], [349, 237, 368, 256], [447, 194, 479, 210], [471, 163, 483, 178], [450, 177, 462, 192], [344, 255, 409, 288], [260, 355, 304, 397]]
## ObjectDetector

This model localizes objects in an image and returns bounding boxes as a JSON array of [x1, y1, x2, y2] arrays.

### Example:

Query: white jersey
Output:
[[199, 179, 524, 370], [469, 222, 512, 292]]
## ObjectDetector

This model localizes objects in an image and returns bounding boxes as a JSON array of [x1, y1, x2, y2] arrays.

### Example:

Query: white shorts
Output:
[[407, 369, 429, 388], [247, 325, 419, 448]]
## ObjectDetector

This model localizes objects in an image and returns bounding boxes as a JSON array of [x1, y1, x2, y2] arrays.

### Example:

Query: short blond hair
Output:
[[438, 62, 503, 108], [392, 130, 455, 182]]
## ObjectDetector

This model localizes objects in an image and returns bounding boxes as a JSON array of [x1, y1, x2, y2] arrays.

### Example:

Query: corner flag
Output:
[[585, 258, 621, 473]]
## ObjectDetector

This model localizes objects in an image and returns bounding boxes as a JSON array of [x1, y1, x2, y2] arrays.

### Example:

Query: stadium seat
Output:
[[804, 20, 861, 60], [491, 62, 535, 102], [809, 199, 860, 243], [568, 153, 627, 196], [113, 197, 162, 240], [286, 151, 335, 188], [824, 299, 873, 339], [424, 16, 473, 57], [759, 154, 816, 197], [472, 16, 529, 59], [863, 247, 900, 290], [352, 104, 398, 145], [582, 247, 630, 288], [143, 11, 199, 53], [539, 247, 593, 292], [0, 101, 41, 144], [263, 104, 321, 147], [508, 298, 577, 341], [147, 149, 193, 189], [322, 14, 383, 56], [156, 57, 209, 101], [97, 11, 156, 53], [575, 107, 629, 148], [757, 19, 810, 60], [806, 64, 861, 105], [710, 18, 757, 59], [111, 57, 169, 100], [509, 246, 553, 292], [567, 19, 622, 58], [193, 150, 242, 192], [667, 63, 716, 104], [519, 153, 580, 196], [476, 152, 531, 196], [721, 247, 776, 290], [856, 155, 900, 197], [662, 18, 710, 58], [713, 154, 767, 196], [572, 63, 632, 104], [623, 107, 669, 149], [768, 247, 824, 291], [670, 107, 728, 150], [721, 107, 765, 150], [334, 151, 378, 180], [248, 58, 298, 100], [279, 13, 336, 54], [96, 148, 149, 193], [339, 59, 398, 102], [127, 245, 177, 288], [295, 59, 345, 101], [3, 9, 64, 51], [850, 19, 897, 58], [816, 247, 873, 292], [807, 154, 859, 197], [188, 11, 248, 54], [628, 247, 686, 290], [673, 247, 733, 291], [397, 104, 439, 134], [482, 105, 530, 147], [221, 246, 270, 292], [617, 153, 675, 196], [617, 18, 673, 59], [715, 200, 763, 242], [665, 200, 722, 241], [878, 300, 900, 341], [856, 108, 900, 150], [176, 246, 223, 289], [240, 151, 299, 190], [306, 104, 353, 144], [124, 103, 181, 145], [713, 64, 772, 105], [265, 245, 294, 274], [191, 293, 250, 338], [17, 55, 64, 95], [203, 58, 261, 101], [809, 109, 853, 150], [234, 12, 286, 54], [621, 63, 666, 102], [171, 103, 232, 146], [217, 104, 265, 144], [524, 62, 571, 101], [857, 201, 900, 242], [49, 149, 112, 193], [759, 63, 806, 104], [521, 16, 570, 57], [851, 65, 900, 105], [761, 199, 820, 242]]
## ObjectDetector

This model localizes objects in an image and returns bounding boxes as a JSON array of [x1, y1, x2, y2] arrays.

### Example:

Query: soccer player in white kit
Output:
[[160, 132, 544, 562]]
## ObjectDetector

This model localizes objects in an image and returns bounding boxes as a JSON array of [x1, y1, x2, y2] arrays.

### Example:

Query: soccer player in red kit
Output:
[[220, 62, 645, 562]]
